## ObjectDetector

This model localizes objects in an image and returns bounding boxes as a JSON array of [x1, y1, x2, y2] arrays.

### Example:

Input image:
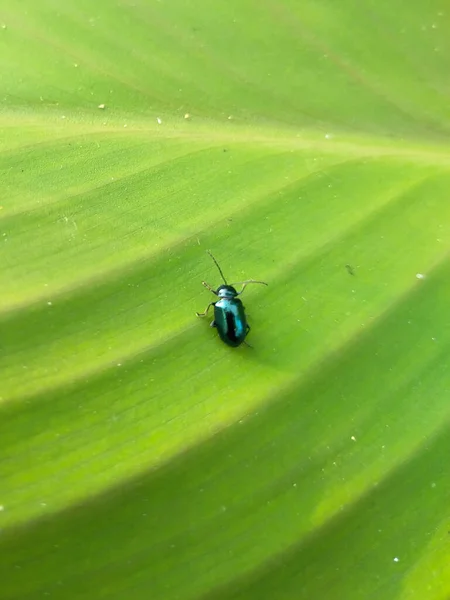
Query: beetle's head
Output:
[[217, 284, 238, 298]]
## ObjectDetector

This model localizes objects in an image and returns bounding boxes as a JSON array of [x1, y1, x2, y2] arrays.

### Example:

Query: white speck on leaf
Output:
[[393, 557, 399, 562], [416, 273, 425, 279], [351, 436, 356, 441], [98, 104, 105, 109], [157, 117, 162, 124]]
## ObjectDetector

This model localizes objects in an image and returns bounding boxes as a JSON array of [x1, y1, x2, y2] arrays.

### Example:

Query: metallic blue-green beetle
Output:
[[196, 250, 268, 347]]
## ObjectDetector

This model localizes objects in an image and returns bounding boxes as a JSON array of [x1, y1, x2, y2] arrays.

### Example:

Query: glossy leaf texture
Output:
[[1, 1, 450, 599]]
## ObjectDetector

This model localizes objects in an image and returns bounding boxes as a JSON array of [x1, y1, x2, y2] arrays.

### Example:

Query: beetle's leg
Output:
[[243, 324, 252, 346], [201, 281, 218, 295], [210, 320, 217, 328], [196, 302, 215, 317]]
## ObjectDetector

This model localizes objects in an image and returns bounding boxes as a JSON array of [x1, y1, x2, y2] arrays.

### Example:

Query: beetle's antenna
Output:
[[206, 250, 228, 285], [229, 280, 268, 296], [229, 280, 268, 286]]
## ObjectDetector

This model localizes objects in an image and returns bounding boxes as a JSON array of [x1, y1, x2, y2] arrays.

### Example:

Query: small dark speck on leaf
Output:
[[345, 264, 355, 276]]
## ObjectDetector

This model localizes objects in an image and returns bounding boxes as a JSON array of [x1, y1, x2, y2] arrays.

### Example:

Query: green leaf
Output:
[[1, 1, 450, 599]]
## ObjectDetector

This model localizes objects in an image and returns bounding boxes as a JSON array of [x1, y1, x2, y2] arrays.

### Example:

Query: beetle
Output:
[[196, 250, 268, 347]]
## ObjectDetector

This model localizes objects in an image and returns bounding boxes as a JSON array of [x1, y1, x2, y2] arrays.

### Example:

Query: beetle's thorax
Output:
[[217, 284, 238, 298]]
